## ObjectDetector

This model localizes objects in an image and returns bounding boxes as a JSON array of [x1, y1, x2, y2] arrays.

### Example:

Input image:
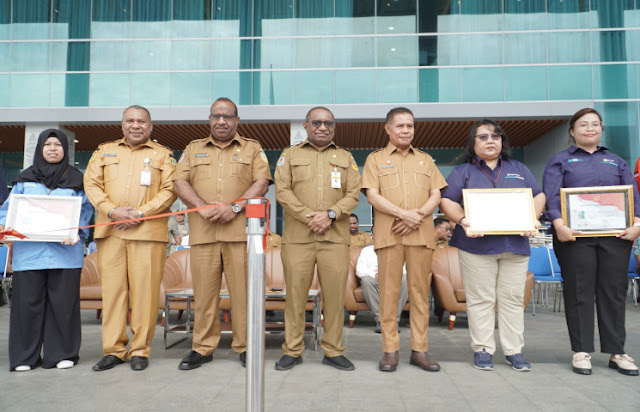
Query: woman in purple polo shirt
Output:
[[441, 119, 546, 372], [543, 108, 640, 376]]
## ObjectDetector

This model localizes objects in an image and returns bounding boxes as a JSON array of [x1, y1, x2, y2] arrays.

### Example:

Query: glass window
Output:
[[89, 73, 130, 106], [295, 0, 334, 35], [335, 0, 374, 35], [461, 68, 503, 102], [92, 0, 130, 39], [590, 0, 634, 29], [295, 38, 334, 69], [212, 0, 243, 38], [294, 71, 334, 104], [335, 70, 376, 104], [131, 0, 171, 38], [548, 32, 590, 63], [418, 0, 461, 34], [254, 0, 294, 36], [52, 0, 91, 39], [504, 0, 545, 30], [10, 74, 50, 107], [12, 0, 51, 40], [548, 65, 592, 100], [129, 41, 171, 71], [429, 35, 459, 66], [377, 36, 418, 67], [592, 30, 631, 63], [49, 73, 66, 107], [504, 33, 546, 64], [50, 42, 70, 71], [459, 0, 502, 32], [547, 0, 589, 30], [252, 71, 292, 105], [0, 75, 8, 107], [419, 68, 459, 102], [65, 73, 90, 106], [211, 39, 242, 70], [595, 101, 640, 167], [0, 43, 9, 71], [171, 72, 212, 106], [130, 73, 170, 106], [377, 69, 418, 103], [11, 42, 50, 72], [90, 41, 130, 71], [593, 64, 637, 99], [504, 66, 547, 101], [174, 0, 212, 21], [172, 19, 213, 38], [377, 0, 416, 17], [255, 39, 293, 69], [335, 37, 375, 68], [171, 40, 210, 70], [213, 72, 245, 103], [460, 34, 502, 65], [0, 0, 9, 39]]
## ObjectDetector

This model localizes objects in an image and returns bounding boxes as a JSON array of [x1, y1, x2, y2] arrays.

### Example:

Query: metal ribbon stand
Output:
[[245, 198, 267, 412]]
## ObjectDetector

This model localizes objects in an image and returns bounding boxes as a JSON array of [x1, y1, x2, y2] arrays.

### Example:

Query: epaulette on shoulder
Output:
[[153, 141, 174, 153], [239, 135, 261, 145], [96, 139, 122, 150]]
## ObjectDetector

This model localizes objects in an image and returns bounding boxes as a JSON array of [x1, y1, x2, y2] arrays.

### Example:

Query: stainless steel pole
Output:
[[246, 198, 267, 412]]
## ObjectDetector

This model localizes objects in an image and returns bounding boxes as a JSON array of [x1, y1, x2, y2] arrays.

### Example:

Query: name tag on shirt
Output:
[[140, 170, 151, 186], [331, 171, 341, 189]]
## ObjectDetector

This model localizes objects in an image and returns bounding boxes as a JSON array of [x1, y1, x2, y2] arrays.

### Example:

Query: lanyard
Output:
[[475, 160, 503, 188]]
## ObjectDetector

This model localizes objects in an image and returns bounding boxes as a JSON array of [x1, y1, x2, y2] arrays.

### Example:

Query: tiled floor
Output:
[[0, 300, 639, 411]]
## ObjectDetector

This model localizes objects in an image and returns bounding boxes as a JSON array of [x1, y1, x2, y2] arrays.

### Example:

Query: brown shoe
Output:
[[379, 351, 399, 372], [410, 351, 441, 372]]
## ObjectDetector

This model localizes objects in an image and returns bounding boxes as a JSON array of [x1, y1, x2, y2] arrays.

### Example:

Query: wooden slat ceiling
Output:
[[0, 119, 565, 153]]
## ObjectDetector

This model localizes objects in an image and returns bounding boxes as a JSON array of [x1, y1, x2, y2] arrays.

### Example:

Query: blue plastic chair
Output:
[[628, 252, 639, 307], [528, 246, 562, 314], [0, 245, 10, 304], [176, 245, 190, 251]]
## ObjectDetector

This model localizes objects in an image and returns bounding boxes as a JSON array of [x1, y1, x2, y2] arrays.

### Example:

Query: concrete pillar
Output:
[[290, 121, 307, 146], [24, 124, 76, 169]]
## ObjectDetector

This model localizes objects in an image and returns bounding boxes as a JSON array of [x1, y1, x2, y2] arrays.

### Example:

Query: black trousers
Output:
[[9, 268, 82, 371], [553, 236, 631, 354]]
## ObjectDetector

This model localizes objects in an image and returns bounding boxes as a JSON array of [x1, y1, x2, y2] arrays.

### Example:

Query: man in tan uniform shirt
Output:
[[84, 105, 177, 371], [274, 106, 361, 371], [362, 107, 447, 373], [174, 98, 271, 370], [349, 213, 373, 247]]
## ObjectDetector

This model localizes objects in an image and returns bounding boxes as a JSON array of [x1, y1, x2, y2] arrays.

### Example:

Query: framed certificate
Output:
[[560, 185, 633, 237], [4, 194, 82, 242], [462, 188, 538, 235]]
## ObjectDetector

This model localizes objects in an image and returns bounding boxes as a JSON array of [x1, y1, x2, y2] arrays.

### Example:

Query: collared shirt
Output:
[[436, 239, 449, 249], [0, 182, 94, 271], [362, 142, 447, 250], [350, 231, 374, 247], [84, 138, 177, 242], [174, 133, 272, 245], [543, 146, 640, 223], [442, 157, 541, 256], [274, 139, 361, 245]]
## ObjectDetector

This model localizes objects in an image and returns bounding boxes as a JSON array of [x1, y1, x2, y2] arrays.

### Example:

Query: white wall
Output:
[[523, 120, 570, 186]]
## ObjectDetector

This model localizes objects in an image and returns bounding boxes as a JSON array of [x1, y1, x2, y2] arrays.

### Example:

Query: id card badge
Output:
[[331, 170, 341, 189], [140, 158, 151, 186]]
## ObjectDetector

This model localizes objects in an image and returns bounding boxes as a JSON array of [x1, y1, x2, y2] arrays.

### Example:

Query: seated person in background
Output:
[[350, 213, 373, 247], [434, 217, 451, 248], [356, 244, 408, 333], [168, 212, 189, 254], [267, 232, 281, 249]]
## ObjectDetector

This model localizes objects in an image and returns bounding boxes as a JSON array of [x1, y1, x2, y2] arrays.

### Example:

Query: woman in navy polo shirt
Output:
[[441, 119, 545, 372], [543, 108, 640, 376]]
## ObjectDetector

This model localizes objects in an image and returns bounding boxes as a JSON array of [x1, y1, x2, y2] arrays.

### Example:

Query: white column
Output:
[[23, 124, 76, 168], [290, 121, 307, 146]]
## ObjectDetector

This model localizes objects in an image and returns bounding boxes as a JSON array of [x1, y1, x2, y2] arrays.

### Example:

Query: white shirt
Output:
[[356, 245, 406, 279]]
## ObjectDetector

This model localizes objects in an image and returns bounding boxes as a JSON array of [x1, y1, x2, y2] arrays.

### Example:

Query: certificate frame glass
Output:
[[560, 185, 633, 237], [462, 188, 537, 235], [5, 194, 82, 242]]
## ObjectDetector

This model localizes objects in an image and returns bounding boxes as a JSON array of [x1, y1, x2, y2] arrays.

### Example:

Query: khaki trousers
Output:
[[281, 242, 349, 357], [97, 237, 165, 359], [458, 250, 529, 356], [191, 242, 247, 356], [377, 244, 433, 353]]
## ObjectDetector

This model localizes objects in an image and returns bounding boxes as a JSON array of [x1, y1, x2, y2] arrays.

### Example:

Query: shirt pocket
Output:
[[231, 157, 252, 179], [102, 157, 120, 183], [331, 158, 349, 186], [291, 158, 311, 183], [192, 156, 212, 181], [414, 167, 432, 190], [378, 166, 399, 190], [149, 159, 164, 186]]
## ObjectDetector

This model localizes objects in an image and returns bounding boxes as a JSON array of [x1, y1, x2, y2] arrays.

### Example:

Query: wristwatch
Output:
[[231, 202, 241, 214], [138, 211, 145, 218], [327, 209, 337, 222]]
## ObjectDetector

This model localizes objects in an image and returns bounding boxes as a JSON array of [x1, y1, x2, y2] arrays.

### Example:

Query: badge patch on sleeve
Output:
[[260, 152, 268, 163], [178, 153, 185, 163], [351, 156, 358, 171], [277, 154, 286, 167], [169, 157, 177, 168], [89, 151, 98, 163]]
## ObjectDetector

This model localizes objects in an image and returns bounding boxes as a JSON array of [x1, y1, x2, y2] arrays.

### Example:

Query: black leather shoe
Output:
[[322, 355, 355, 371], [92, 355, 125, 372], [374, 322, 381, 334], [130, 356, 149, 371], [275, 355, 303, 371], [239, 352, 246, 368], [179, 351, 212, 371]]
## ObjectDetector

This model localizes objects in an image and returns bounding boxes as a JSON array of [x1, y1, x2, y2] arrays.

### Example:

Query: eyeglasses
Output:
[[209, 114, 237, 122], [309, 120, 335, 129], [575, 122, 603, 130], [475, 133, 502, 142]]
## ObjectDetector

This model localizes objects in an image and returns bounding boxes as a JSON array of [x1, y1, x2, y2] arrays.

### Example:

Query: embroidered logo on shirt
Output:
[[260, 152, 268, 163], [351, 156, 358, 171], [601, 159, 618, 166], [178, 153, 185, 163], [277, 154, 286, 167], [567, 158, 583, 163], [505, 173, 524, 180]]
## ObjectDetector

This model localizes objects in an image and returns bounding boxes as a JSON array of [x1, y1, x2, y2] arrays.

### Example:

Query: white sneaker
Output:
[[572, 352, 592, 375], [609, 354, 639, 376], [56, 360, 74, 369], [14, 365, 31, 372]]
